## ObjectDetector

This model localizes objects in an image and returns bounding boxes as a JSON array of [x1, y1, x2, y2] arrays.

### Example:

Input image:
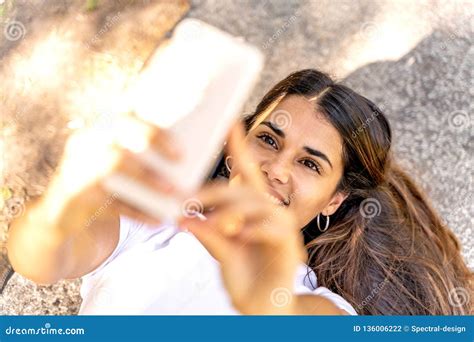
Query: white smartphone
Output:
[[103, 19, 264, 223]]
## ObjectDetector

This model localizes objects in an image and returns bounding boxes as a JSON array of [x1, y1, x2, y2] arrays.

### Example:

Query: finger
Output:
[[188, 181, 231, 206], [181, 198, 300, 260], [209, 201, 280, 231], [147, 125, 181, 161], [227, 123, 266, 192], [112, 148, 176, 195], [184, 208, 246, 237], [238, 221, 299, 247], [114, 113, 181, 160], [181, 196, 285, 241], [191, 182, 286, 220], [191, 181, 258, 211], [126, 112, 181, 160]]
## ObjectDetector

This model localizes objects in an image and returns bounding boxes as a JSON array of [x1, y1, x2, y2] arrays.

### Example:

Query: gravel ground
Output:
[[0, 0, 472, 315]]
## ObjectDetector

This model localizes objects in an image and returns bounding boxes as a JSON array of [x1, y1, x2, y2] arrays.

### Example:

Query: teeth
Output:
[[264, 192, 284, 205]]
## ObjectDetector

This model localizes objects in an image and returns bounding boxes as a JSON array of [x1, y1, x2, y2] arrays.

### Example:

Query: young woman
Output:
[[220, 69, 473, 315], [8, 69, 472, 315]]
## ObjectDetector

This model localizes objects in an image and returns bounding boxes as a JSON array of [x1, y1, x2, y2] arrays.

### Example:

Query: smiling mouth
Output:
[[263, 192, 290, 206]]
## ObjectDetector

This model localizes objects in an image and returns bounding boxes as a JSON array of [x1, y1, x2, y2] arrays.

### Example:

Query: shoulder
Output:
[[296, 264, 358, 315], [81, 215, 172, 278]]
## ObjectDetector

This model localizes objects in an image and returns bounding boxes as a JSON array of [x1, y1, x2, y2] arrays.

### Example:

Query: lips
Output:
[[266, 187, 290, 206]]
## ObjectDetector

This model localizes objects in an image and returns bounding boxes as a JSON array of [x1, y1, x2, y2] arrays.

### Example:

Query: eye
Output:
[[257, 133, 278, 149], [300, 158, 321, 174]]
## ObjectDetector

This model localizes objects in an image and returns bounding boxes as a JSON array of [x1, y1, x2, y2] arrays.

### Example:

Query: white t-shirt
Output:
[[79, 215, 357, 315]]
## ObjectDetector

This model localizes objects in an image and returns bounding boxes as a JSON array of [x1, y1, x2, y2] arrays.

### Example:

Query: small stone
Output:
[[1, 187, 12, 201]]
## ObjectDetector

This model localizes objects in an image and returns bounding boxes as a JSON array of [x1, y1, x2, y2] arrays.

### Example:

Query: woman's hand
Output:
[[179, 124, 306, 315], [47, 112, 181, 230], [8, 112, 181, 283]]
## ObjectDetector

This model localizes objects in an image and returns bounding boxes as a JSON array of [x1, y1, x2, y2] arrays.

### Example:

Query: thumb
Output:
[[227, 122, 266, 193]]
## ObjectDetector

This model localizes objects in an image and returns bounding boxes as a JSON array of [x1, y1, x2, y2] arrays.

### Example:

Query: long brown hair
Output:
[[239, 69, 473, 315]]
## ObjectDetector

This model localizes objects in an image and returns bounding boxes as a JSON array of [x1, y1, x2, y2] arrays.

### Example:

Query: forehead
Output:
[[254, 95, 344, 165]]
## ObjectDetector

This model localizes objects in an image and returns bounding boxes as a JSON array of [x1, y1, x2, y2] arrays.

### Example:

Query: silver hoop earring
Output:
[[225, 156, 233, 172], [317, 213, 330, 232]]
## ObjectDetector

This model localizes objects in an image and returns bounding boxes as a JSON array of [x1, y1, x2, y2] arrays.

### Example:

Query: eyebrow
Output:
[[261, 121, 285, 138], [260, 120, 333, 170], [303, 146, 333, 170]]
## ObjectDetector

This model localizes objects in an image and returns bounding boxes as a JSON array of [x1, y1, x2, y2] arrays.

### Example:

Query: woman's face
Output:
[[229, 95, 347, 228]]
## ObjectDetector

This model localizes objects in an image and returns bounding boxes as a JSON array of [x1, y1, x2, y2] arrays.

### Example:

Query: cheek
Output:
[[290, 179, 334, 227], [291, 188, 324, 227]]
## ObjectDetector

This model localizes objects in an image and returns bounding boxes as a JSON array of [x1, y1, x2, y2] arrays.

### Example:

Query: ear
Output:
[[322, 191, 348, 216]]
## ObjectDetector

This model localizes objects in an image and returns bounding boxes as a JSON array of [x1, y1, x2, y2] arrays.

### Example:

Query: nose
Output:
[[261, 157, 291, 184]]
